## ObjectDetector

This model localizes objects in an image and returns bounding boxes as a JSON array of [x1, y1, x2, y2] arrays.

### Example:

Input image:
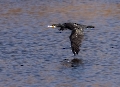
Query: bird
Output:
[[48, 22, 95, 55]]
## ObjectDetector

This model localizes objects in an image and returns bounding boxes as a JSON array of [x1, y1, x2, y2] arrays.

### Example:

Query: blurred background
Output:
[[0, 0, 120, 87]]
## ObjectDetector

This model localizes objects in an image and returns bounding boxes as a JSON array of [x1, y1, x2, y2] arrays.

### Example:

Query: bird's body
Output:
[[48, 23, 94, 55]]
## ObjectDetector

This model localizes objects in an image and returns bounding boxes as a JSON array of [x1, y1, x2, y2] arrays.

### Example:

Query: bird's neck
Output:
[[56, 24, 63, 27]]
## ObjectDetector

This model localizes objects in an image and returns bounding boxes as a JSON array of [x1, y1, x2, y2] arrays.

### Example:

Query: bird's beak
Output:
[[48, 25, 56, 28]]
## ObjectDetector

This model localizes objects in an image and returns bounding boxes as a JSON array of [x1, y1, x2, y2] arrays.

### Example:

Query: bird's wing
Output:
[[69, 29, 84, 55]]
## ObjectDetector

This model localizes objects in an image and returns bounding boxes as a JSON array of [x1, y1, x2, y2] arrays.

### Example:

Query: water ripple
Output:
[[0, 0, 120, 87]]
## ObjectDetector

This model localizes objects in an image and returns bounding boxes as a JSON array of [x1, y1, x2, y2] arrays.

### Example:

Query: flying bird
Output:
[[48, 23, 94, 55]]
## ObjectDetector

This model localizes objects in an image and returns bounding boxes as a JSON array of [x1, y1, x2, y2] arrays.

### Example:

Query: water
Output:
[[0, 0, 120, 87]]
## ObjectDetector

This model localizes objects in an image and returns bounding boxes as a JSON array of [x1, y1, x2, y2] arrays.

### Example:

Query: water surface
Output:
[[0, 0, 120, 87]]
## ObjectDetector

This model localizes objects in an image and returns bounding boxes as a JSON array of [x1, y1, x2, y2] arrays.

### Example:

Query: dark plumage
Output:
[[48, 23, 95, 55]]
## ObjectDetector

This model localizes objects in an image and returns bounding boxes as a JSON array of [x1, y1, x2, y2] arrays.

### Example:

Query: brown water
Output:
[[0, 0, 120, 87]]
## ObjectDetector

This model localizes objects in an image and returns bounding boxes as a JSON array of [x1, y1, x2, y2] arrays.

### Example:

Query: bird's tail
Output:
[[86, 25, 95, 28]]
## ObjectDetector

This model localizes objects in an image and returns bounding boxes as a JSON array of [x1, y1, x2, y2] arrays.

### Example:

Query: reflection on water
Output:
[[61, 58, 83, 67], [0, 0, 120, 87]]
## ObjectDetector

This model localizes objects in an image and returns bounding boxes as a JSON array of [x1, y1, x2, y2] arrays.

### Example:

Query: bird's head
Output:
[[48, 24, 62, 28]]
